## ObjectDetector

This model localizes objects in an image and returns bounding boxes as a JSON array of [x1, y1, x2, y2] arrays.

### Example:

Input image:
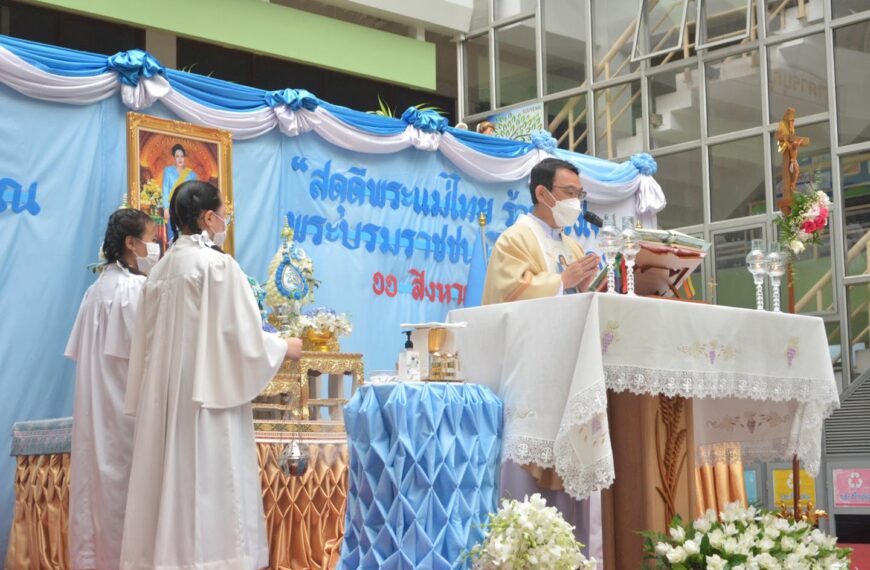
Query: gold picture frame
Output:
[[126, 112, 234, 255]]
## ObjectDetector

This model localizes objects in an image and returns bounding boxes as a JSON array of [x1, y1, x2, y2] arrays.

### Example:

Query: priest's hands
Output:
[[285, 337, 303, 361], [561, 253, 601, 291]]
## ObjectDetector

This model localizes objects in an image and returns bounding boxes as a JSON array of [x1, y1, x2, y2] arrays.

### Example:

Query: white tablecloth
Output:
[[448, 293, 840, 500]]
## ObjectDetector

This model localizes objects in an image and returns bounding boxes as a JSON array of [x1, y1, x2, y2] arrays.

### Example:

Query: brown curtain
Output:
[[694, 443, 747, 518], [5, 442, 348, 570]]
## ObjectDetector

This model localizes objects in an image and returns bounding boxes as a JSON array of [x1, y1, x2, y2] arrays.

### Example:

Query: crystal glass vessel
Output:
[[745, 239, 768, 310], [766, 242, 787, 312], [598, 214, 622, 293], [620, 216, 641, 295]]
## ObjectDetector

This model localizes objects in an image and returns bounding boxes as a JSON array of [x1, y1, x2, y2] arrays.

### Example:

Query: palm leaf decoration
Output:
[[367, 95, 446, 118]]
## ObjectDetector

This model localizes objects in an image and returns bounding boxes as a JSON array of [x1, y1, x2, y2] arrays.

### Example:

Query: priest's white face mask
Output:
[[542, 189, 583, 229]]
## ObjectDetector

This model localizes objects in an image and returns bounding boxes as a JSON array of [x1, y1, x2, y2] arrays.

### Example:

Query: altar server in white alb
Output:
[[66, 208, 158, 570], [121, 180, 303, 570]]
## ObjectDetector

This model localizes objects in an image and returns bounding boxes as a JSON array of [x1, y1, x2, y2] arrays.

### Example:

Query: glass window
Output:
[[768, 34, 828, 121], [470, 0, 490, 29], [706, 52, 762, 136], [465, 34, 492, 115], [846, 284, 870, 380], [591, 0, 639, 81], [713, 227, 764, 308], [494, 0, 535, 21], [649, 66, 701, 147], [841, 151, 870, 277], [696, 0, 753, 49], [766, 0, 823, 34], [545, 94, 589, 153], [594, 80, 642, 160], [834, 21, 870, 147], [770, 123, 834, 313], [833, 0, 870, 18], [654, 148, 704, 229], [632, 0, 690, 61], [496, 19, 537, 107], [544, 0, 587, 94], [709, 136, 766, 221]]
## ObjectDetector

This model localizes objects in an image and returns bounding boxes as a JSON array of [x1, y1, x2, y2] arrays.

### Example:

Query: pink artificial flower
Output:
[[802, 220, 816, 234]]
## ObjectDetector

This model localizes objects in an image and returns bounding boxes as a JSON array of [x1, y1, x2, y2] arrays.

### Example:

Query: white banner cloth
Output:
[[448, 294, 840, 500]]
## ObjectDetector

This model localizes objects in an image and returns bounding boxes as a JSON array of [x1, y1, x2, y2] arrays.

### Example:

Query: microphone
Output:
[[583, 210, 603, 228]]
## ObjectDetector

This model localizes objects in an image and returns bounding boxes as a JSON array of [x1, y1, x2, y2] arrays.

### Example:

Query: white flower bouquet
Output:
[[644, 502, 851, 569], [468, 494, 596, 570], [287, 306, 352, 338]]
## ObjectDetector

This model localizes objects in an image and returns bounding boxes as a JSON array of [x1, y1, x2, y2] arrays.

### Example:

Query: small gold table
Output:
[[256, 351, 364, 424]]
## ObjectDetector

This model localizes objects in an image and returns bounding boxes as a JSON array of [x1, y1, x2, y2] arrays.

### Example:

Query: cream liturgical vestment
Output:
[[483, 213, 586, 304], [65, 263, 145, 570], [120, 235, 287, 570]]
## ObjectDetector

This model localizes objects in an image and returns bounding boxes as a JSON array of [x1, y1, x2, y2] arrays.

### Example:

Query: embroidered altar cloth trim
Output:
[[448, 293, 839, 501]]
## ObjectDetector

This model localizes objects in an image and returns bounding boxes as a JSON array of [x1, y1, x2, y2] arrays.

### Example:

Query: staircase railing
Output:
[[795, 228, 870, 313], [549, 0, 813, 156]]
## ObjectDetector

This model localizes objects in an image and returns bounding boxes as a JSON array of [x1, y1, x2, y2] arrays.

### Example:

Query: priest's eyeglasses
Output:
[[551, 184, 586, 200]]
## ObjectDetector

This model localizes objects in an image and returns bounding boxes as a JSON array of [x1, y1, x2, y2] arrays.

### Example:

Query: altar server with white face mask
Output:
[[65, 208, 157, 570]]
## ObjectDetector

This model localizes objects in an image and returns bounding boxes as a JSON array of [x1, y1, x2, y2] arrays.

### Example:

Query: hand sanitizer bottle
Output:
[[397, 331, 420, 382]]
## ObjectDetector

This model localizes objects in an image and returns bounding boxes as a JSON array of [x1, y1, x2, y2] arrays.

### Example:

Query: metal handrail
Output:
[[795, 229, 870, 312]]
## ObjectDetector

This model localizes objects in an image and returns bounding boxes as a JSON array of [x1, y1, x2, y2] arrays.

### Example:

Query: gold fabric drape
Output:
[[694, 443, 747, 518], [5, 454, 71, 570], [5, 442, 348, 570], [258, 442, 348, 570]]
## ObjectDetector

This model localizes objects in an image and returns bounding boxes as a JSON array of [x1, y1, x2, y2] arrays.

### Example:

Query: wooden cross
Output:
[[775, 107, 809, 521]]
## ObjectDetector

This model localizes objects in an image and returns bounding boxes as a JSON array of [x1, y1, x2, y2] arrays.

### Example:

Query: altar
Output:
[[448, 292, 840, 569]]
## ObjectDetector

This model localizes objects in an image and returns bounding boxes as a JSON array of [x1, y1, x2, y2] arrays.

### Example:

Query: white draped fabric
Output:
[[448, 294, 839, 501], [0, 43, 665, 217]]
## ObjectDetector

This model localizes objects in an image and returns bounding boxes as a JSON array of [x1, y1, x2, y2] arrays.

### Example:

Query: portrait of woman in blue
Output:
[[162, 144, 198, 239]]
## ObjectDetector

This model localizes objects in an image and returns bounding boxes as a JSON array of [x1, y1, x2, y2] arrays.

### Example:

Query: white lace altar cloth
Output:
[[447, 293, 839, 501]]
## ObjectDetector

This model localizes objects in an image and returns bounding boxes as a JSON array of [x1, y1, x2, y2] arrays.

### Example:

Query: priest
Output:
[[482, 157, 603, 560], [483, 157, 600, 303]]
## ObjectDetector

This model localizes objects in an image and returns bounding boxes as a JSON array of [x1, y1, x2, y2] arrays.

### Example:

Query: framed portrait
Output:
[[126, 112, 234, 255]]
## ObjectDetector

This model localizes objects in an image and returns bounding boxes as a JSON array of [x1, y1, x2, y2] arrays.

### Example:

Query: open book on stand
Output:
[[586, 231, 709, 298]]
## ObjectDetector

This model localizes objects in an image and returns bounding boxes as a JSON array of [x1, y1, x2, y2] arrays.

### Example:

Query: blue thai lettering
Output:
[[445, 225, 471, 263], [0, 179, 40, 216], [468, 196, 494, 226], [399, 229, 416, 258], [384, 181, 402, 210], [328, 170, 348, 202], [430, 225, 448, 262], [324, 206, 344, 243], [347, 167, 367, 205], [360, 223, 380, 252], [501, 189, 530, 227], [414, 230, 432, 259], [378, 227, 401, 256], [309, 160, 331, 200]]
